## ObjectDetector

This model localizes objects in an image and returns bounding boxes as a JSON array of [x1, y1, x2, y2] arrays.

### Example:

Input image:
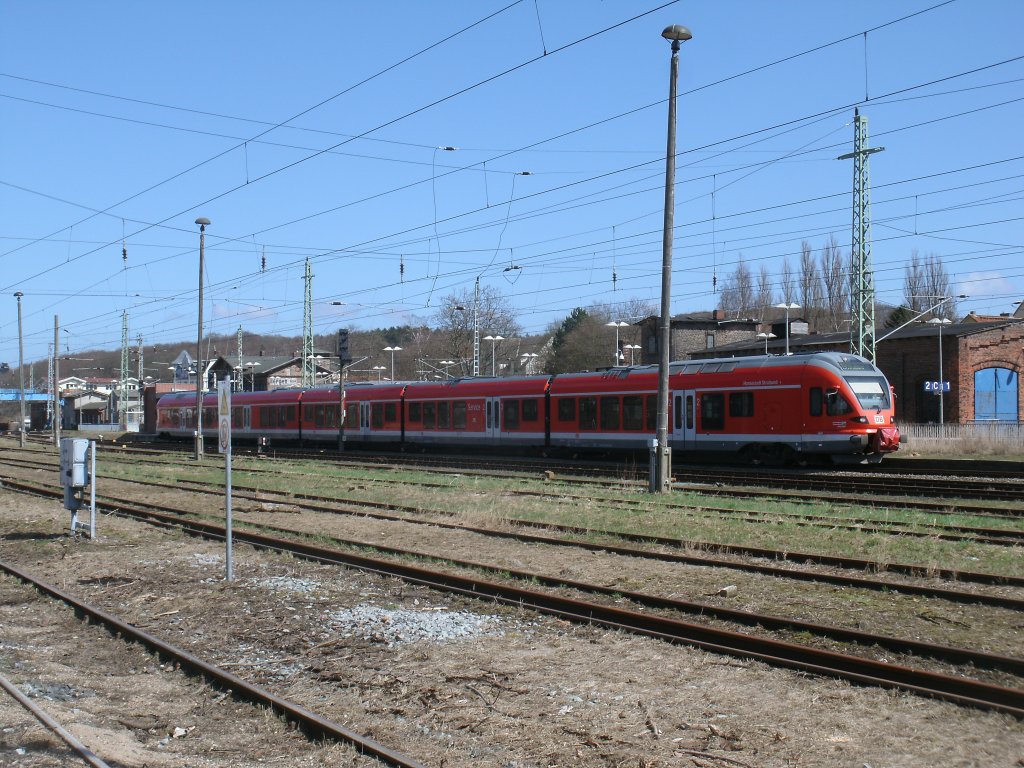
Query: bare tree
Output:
[[924, 252, 957, 320], [798, 240, 824, 327], [779, 257, 797, 305], [902, 250, 928, 313], [720, 257, 754, 316], [433, 284, 521, 375], [820, 234, 850, 332], [756, 265, 774, 318]]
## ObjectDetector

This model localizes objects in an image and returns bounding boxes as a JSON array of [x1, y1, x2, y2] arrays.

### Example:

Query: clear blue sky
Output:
[[2, 0, 1021, 371]]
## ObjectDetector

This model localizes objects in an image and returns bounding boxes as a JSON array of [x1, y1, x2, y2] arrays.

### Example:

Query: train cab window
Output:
[[579, 397, 598, 430], [623, 396, 643, 430], [408, 402, 421, 423], [522, 399, 539, 422], [810, 387, 823, 417], [371, 403, 384, 428], [557, 398, 576, 422], [384, 403, 397, 423], [647, 395, 656, 430], [438, 401, 451, 429], [503, 400, 520, 430], [600, 396, 620, 430], [700, 393, 725, 430], [729, 392, 754, 418], [826, 389, 854, 416], [453, 401, 467, 429], [423, 402, 436, 429]]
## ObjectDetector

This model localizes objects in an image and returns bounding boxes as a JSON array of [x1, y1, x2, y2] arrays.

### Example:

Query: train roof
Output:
[[404, 375, 551, 399], [667, 351, 880, 376]]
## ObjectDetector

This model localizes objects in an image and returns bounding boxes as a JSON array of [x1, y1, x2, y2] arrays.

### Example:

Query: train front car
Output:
[[806, 352, 900, 464]]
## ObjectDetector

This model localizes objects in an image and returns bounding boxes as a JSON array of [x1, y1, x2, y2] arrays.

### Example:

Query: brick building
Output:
[[637, 310, 760, 362], [690, 318, 1023, 424]]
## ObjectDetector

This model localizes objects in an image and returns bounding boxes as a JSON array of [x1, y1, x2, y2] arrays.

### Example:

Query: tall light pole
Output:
[[654, 23, 691, 494], [372, 365, 386, 382], [384, 346, 402, 381], [605, 321, 628, 366], [194, 217, 210, 461], [928, 317, 952, 426], [483, 335, 504, 376], [624, 343, 641, 366], [774, 302, 799, 355], [14, 291, 25, 447], [757, 331, 777, 354], [440, 360, 456, 379]]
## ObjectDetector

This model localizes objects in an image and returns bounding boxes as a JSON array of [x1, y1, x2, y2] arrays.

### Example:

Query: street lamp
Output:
[[519, 352, 538, 374], [756, 332, 777, 354], [605, 321, 629, 367], [483, 335, 504, 376], [372, 365, 386, 383], [440, 360, 456, 379], [14, 291, 25, 447], [383, 346, 402, 381], [774, 302, 800, 355], [194, 217, 210, 461], [624, 343, 641, 366], [654, 23, 691, 494], [927, 317, 952, 426]]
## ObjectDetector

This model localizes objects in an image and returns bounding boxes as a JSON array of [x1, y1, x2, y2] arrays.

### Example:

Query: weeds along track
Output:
[[2, 475, 1022, 718], [1, 451, 1021, 601]]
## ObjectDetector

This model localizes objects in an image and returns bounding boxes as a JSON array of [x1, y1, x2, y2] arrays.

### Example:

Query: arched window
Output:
[[974, 367, 1018, 421]]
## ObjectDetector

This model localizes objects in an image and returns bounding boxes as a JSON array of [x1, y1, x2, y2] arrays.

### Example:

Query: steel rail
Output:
[[8, 482, 1018, 718], [5, 470, 1022, 605], [0, 561, 427, 768], [0, 672, 112, 768]]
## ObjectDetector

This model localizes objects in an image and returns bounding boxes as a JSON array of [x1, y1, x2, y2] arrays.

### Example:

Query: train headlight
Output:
[[849, 416, 868, 424]]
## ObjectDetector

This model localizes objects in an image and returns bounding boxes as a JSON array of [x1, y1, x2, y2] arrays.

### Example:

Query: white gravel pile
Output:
[[331, 603, 508, 646], [257, 576, 320, 593]]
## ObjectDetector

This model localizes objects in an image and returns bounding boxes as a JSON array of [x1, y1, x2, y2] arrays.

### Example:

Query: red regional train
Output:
[[155, 352, 901, 464]]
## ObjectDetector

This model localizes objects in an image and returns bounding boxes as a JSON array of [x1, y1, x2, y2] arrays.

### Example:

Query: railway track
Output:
[[0, 558, 427, 768], [4, 477, 1021, 718]]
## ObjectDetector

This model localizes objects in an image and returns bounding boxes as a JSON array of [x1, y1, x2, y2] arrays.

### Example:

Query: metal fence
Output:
[[899, 421, 1023, 453]]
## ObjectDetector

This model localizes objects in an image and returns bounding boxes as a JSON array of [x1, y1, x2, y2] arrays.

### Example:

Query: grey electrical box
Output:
[[60, 438, 90, 489]]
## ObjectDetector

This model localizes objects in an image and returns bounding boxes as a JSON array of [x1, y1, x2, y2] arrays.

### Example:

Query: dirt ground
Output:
[[1, 488, 1022, 768]]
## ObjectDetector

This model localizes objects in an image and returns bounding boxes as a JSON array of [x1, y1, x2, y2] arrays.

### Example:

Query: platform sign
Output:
[[924, 380, 951, 393], [217, 380, 231, 454]]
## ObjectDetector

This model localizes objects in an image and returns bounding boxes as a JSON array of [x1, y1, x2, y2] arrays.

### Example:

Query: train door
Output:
[[671, 389, 696, 450], [360, 401, 372, 438], [485, 397, 500, 442]]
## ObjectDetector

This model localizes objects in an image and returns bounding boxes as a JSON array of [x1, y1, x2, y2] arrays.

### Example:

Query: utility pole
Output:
[[236, 325, 243, 390], [839, 108, 884, 363], [472, 276, 480, 377], [53, 316, 60, 446], [47, 342, 54, 436], [302, 258, 314, 387], [119, 310, 129, 429]]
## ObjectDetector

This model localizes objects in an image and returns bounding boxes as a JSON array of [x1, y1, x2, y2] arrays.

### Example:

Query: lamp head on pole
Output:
[[14, 291, 23, 300], [195, 217, 211, 230], [661, 24, 692, 43]]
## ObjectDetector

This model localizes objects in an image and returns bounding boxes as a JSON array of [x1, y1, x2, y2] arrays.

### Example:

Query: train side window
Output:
[[686, 395, 694, 429], [423, 402, 436, 429], [453, 401, 467, 429], [646, 395, 656, 430], [408, 402, 421, 422], [438, 401, 451, 429], [557, 398, 576, 422], [345, 406, 358, 428], [232, 407, 243, 429], [503, 400, 520, 430], [701, 393, 725, 430], [384, 402, 397, 423], [674, 396, 681, 430], [579, 397, 597, 430], [729, 392, 754, 417], [486, 401, 491, 429], [286, 406, 296, 424], [826, 390, 854, 416], [371, 403, 384, 428], [623, 396, 643, 430], [303, 405, 315, 422], [600, 396, 620, 430], [810, 387, 823, 416], [326, 405, 337, 428], [522, 399, 539, 422]]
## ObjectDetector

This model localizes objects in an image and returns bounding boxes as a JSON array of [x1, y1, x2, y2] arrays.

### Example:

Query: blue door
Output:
[[974, 367, 1018, 421]]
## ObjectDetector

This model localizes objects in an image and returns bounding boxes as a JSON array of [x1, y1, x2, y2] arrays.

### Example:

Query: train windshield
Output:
[[846, 376, 891, 410]]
